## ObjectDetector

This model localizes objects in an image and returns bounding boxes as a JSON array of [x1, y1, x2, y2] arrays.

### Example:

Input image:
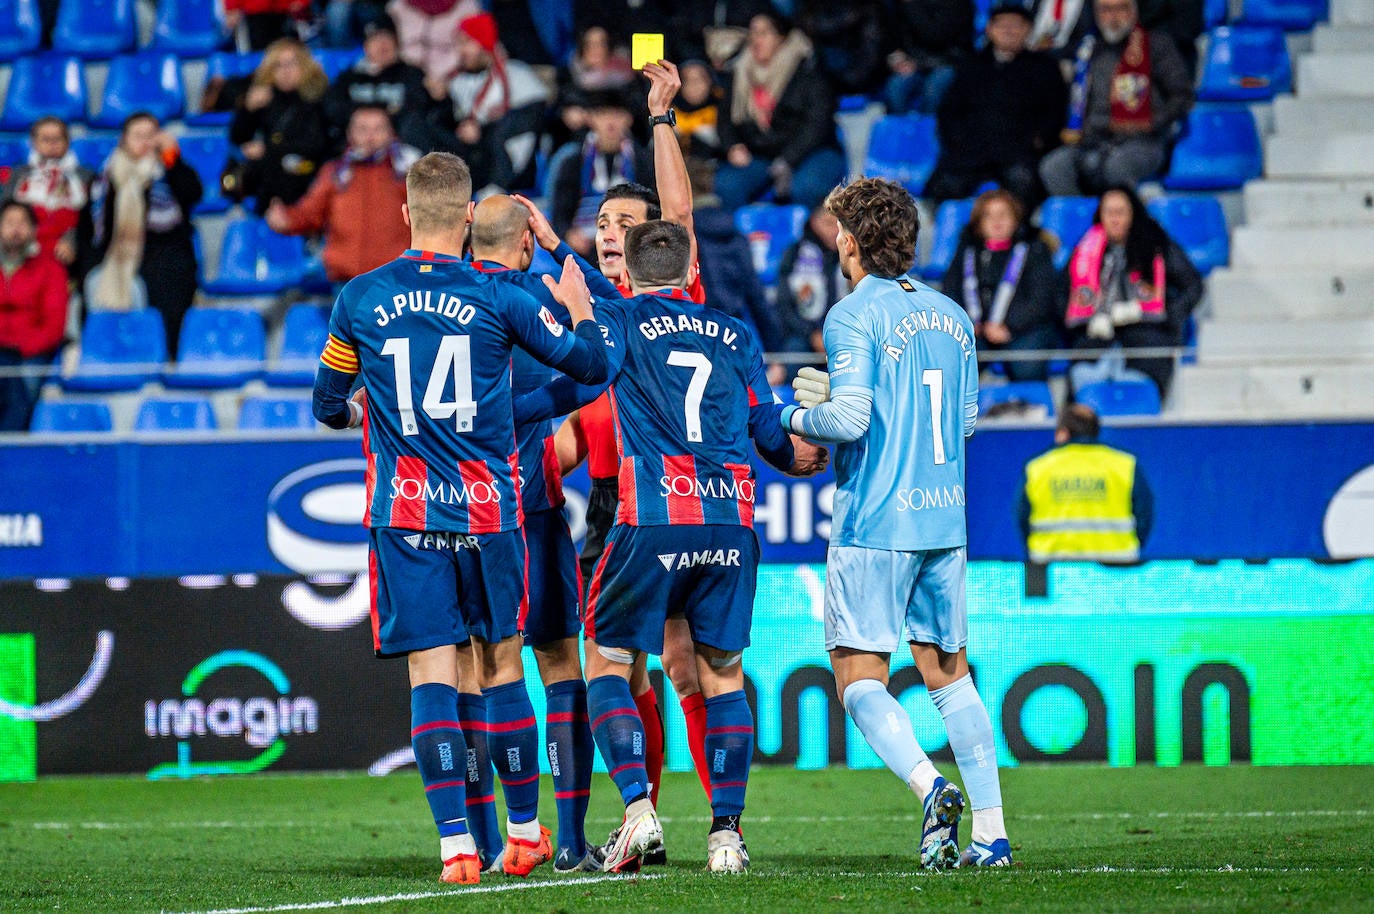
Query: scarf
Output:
[[406, 0, 460, 14], [573, 136, 638, 233], [730, 30, 812, 130], [334, 142, 419, 189], [962, 241, 1029, 326], [1031, 0, 1086, 51], [93, 148, 160, 311], [1066, 225, 1165, 327], [1108, 26, 1153, 132], [13, 150, 88, 255]]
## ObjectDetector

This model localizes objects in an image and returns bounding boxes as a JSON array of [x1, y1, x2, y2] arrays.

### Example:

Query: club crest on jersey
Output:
[[539, 306, 565, 337], [657, 549, 741, 571]]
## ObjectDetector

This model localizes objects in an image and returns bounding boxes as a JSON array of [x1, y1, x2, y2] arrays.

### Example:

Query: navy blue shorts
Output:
[[522, 507, 582, 647], [368, 526, 527, 658], [584, 524, 759, 655]]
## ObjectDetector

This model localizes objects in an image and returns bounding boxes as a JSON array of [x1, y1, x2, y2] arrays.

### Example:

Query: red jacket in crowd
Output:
[[0, 251, 68, 358]]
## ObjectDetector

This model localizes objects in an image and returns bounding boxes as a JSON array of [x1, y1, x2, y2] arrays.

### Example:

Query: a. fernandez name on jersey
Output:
[[882, 307, 974, 362]]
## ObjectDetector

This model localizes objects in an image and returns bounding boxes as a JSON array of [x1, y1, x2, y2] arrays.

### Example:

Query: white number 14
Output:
[[380, 336, 478, 436]]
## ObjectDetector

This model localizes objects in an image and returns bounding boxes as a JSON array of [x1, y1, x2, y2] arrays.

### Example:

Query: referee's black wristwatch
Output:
[[648, 110, 676, 129]]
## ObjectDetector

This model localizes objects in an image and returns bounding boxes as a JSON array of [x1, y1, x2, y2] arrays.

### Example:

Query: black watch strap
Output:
[[648, 111, 676, 128]]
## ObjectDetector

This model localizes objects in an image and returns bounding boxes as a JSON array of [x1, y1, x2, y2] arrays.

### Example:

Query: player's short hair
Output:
[[405, 152, 472, 236], [600, 182, 662, 221], [624, 220, 691, 287], [1059, 403, 1101, 440], [469, 196, 529, 253], [824, 177, 919, 279]]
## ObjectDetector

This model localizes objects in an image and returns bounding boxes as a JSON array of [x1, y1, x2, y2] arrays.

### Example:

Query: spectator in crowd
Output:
[[323, 0, 392, 47], [1030, 0, 1093, 63], [941, 189, 1063, 381], [324, 16, 432, 149], [424, 12, 550, 195], [1039, 0, 1195, 197], [715, 13, 846, 212], [230, 38, 334, 215], [388, 0, 483, 84], [673, 59, 726, 166], [573, 0, 669, 57], [0, 201, 68, 432], [795, 0, 890, 97], [553, 26, 636, 145], [1063, 185, 1202, 398], [1, 117, 92, 273], [775, 204, 844, 367], [86, 113, 202, 358], [884, 0, 975, 115], [1140, 0, 1205, 75], [490, 0, 570, 67], [926, 3, 1066, 210], [265, 106, 417, 284], [1018, 403, 1153, 563], [548, 90, 654, 256], [225, 0, 309, 51], [667, 0, 772, 66]]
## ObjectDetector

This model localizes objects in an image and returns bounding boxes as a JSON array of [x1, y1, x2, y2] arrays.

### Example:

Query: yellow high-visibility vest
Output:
[[1024, 443, 1139, 562]]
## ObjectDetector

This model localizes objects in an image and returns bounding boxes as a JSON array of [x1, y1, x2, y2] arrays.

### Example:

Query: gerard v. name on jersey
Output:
[[372, 290, 477, 328], [638, 313, 741, 351], [882, 308, 974, 362]]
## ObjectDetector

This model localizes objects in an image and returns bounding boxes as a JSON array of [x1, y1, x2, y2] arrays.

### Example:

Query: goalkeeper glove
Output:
[[792, 366, 832, 409]]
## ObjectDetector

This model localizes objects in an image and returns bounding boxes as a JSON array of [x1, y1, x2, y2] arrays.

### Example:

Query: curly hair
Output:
[[824, 178, 920, 279], [253, 38, 329, 104]]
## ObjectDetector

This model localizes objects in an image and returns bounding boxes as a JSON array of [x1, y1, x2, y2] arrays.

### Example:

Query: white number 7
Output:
[[666, 350, 712, 443]]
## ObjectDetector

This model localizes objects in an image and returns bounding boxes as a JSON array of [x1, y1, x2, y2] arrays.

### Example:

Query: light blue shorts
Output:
[[823, 545, 967, 654]]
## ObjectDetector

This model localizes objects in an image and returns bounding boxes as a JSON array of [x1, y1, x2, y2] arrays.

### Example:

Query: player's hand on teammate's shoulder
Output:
[[786, 435, 830, 478], [511, 193, 562, 252], [542, 255, 595, 324]]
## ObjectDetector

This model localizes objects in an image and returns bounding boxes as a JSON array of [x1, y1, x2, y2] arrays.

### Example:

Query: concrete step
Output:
[[1265, 133, 1374, 179], [1207, 266, 1374, 319], [1242, 178, 1374, 225], [1332, 0, 1374, 25], [1174, 362, 1374, 419], [1297, 53, 1374, 97], [1312, 23, 1374, 53], [1273, 95, 1374, 133], [1230, 224, 1374, 267], [1196, 317, 1374, 363]]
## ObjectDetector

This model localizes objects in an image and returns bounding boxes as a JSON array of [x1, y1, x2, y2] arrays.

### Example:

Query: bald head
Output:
[[470, 195, 533, 267]]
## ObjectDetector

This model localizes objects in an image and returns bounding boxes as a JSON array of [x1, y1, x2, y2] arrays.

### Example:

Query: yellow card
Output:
[[631, 33, 665, 70]]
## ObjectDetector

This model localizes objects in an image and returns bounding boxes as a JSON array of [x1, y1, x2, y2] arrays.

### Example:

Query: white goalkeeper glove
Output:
[[792, 366, 832, 409]]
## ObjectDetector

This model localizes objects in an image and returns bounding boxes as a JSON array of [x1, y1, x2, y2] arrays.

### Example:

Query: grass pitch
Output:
[[2, 765, 1371, 914]]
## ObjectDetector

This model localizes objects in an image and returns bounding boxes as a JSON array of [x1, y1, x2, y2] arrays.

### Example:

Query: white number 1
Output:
[[922, 368, 947, 466], [666, 350, 713, 443]]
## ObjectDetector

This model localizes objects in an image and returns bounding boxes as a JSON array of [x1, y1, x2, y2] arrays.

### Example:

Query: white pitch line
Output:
[[162, 874, 664, 914]]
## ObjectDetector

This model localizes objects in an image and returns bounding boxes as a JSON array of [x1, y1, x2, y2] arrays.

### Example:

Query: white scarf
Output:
[[93, 148, 161, 311]]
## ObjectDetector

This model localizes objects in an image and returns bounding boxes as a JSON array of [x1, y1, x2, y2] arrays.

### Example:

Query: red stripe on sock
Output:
[[465, 794, 495, 805], [425, 779, 465, 792], [609, 762, 646, 780], [545, 712, 578, 723], [590, 708, 639, 731], [484, 716, 537, 733], [411, 720, 461, 737], [503, 774, 540, 787], [712, 781, 748, 790], [706, 726, 754, 735], [554, 789, 592, 799]]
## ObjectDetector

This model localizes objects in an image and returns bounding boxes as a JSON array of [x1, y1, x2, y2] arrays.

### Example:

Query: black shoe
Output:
[[643, 847, 668, 866]]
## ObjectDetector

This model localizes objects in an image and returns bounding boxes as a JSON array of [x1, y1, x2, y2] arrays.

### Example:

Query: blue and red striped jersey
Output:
[[596, 289, 775, 528]]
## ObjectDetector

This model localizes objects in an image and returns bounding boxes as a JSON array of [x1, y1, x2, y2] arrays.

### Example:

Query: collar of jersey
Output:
[[401, 249, 463, 263], [647, 287, 695, 301], [471, 259, 512, 274]]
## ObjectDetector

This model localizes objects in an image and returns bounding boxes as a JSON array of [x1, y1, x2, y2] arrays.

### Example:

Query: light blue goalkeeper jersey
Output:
[[793, 273, 979, 551]]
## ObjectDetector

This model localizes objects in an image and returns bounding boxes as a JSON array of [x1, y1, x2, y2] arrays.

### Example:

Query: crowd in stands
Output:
[[0, 0, 1219, 432]]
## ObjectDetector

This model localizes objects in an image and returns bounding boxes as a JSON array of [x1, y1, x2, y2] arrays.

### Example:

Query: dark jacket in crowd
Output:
[[323, 58, 433, 149], [1082, 30, 1194, 141], [937, 44, 1067, 170], [891, 0, 975, 68], [693, 204, 785, 355], [942, 232, 1064, 337], [775, 225, 844, 353], [230, 89, 334, 214], [796, 0, 891, 95], [717, 61, 841, 169]]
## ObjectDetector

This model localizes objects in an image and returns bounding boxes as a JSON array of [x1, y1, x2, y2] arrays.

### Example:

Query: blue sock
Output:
[[586, 674, 649, 806], [704, 690, 753, 818], [545, 679, 591, 856], [930, 675, 1003, 810], [843, 678, 932, 786], [482, 680, 542, 824], [455, 691, 502, 860], [410, 683, 468, 839]]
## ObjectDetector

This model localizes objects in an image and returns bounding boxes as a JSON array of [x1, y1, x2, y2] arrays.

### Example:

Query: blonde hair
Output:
[[253, 39, 329, 104], [405, 153, 473, 237]]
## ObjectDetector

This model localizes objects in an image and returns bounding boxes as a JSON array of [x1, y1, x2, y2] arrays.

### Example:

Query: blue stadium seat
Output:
[[238, 395, 317, 431], [1038, 196, 1099, 270], [178, 131, 232, 213], [1147, 194, 1230, 275], [52, 0, 136, 58], [69, 133, 119, 171], [91, 52, 186, 128], [164, 307, 266, 388], [0, 134, 27, 169], [63, 309, 167, 392], [29, 400, 114, 432], [863, 114, 939, 197], [0, 0, 42, 60], [980, 381, 1056, 419], [266, 303, 329, 386], [188, 51, 264, 127], [733, 203, 808, 285], [1163, 105, 1263, 191], [920, 198, 974, 280], [151, 0, 227, 56], [0, 54, 88, 130], [201, 218, 308, 296], [135, 395, 217, 432], [1206, 0, 1229, 27], [1198, 26, 1292, 102], [1075, 379, 1162, 416], [317, 48, 363, 81], [1239, 0, 1328, 30]]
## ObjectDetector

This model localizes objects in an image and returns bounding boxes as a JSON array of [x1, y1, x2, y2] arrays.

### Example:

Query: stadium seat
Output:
[[164, 307, 266, 388], [201, 218, 308, 296], [0, 54, 88, 131], [1205, 0, 1229, 27], [0, 135, 27, 169], [920, 198, 974, 280], [188, 51, 264, 127], [151, 0, 227, 57], [266, 303, 329, 386], [0, 0, 42, 60], [979, 381, 1056, 419], [237, 395, 317, 431], [29, 400, 114, 433], [1239, 0, 1327, 30], [69, 133, 119, 171], [733, 203, 808, 286], [862, 114, 939, 197], [52, 0, 136, 58], [1075, 378, 1162, 416], [1147, 194, 1230, 275], [317, 48, 363, 81], [62, 309, 167, 392], [1197, 26, 1292, 102], [1163, 105, 1263, 191], [91, 52, 186, 128], [1038, 196, 1099, 270], [134, 395, 217, 432], [178, 132, 232, 214]]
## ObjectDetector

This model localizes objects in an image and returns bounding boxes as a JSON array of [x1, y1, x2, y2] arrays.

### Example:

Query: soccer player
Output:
[[311, 152, 610, 885], [548, 220, 827, 873], [780, 177, 1012, 869]]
